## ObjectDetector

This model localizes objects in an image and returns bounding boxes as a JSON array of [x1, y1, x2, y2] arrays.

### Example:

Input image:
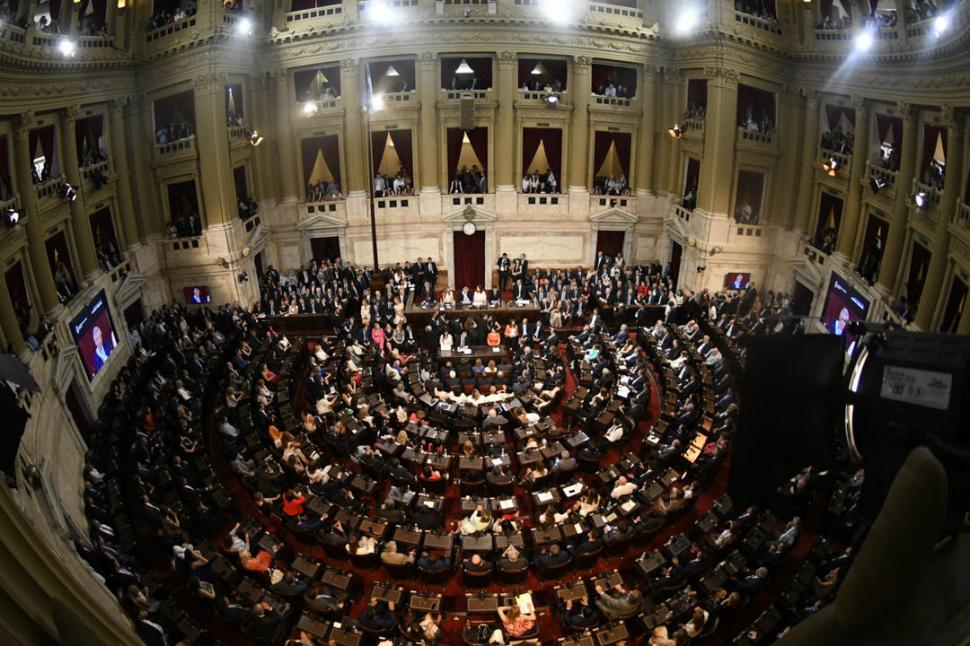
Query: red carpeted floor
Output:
[[169, 338, 821, 645]]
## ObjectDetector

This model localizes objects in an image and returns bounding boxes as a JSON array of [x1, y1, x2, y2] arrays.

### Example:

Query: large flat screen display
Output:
[[723, 272, 751, 290], [822, 272, 869, 354], [184, 285, 212, 304], [70, 291, 118, 381]]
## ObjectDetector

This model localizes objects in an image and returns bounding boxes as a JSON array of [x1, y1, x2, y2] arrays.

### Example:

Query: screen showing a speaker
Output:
[[724, 272, 751, 290], [184, 286, 212, 304], [822, 272, 869, 352], [70, 290, 118, 381]]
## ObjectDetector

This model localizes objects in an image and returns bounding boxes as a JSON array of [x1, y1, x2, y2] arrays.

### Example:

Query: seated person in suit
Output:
[[736, 565, 769, 591], [357, 598, 398, 633], [381, 540, 416, 567], [563, 596, 600, 629], [463, 552, 493, 574], [533, 543, 570, 569], [594, 583, 643, 619], [610, 475, 637, 499], [417, 550, 451, 573], [497, 544, 526, 571]]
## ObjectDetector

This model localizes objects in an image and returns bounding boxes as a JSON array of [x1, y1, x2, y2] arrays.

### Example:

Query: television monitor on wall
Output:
[[822, 272, 870, 354], [724, 272, 751, 290], [70, 290, 118, 381], [184, 286, 211, 304]]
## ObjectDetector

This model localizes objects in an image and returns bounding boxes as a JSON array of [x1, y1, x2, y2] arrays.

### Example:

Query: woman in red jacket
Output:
[[282, 489, 306, 516]]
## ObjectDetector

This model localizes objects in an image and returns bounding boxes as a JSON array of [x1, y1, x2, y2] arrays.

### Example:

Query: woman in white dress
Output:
[[392, 297, 406, 325], [472, 285, 488, 307], [439, 330, 454, 352]]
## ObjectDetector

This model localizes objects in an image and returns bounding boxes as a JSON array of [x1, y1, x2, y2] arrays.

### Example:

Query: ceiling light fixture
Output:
[[454, 59, 474, 75]]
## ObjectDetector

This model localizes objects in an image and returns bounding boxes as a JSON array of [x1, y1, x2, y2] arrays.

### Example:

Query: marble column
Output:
[[340, 59, 366, 194], [635, 65, 657, 194], [916, 107, 964, 329], [774, 87, 802, 229], [0, 270, 25, 355], [836, 98, 871, 257], [494, 51, 517, 213], [61, 106, 101, 280], [194, 75, 237, 225], [13, 115, 59, 314], [878, 103, 917, 293], [417, 51, 442, 216], [660, 68, 682, 195], [273, 70, 300, 202], [108, 97, 138, 249], [697, 67, 738, 216], [131, 95, 164, 238], [568, 56, 592, 192], [794, 91, 820, 234]]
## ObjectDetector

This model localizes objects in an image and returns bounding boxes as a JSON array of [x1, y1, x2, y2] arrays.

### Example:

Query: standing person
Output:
[[497, 253, 511, 290]]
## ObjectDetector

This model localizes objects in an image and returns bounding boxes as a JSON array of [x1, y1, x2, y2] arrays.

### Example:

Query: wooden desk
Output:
[[409, 592, 441, 612], [393, 527, 423, 550], [490, 497, 518, 515], [462, 535, 494, 552], [359, 517, 388, 540], [594, 622, 630, 645], [321, 568, 353, 592], [423, 531, 454, 552], [296, 614, 331, 640], [532, 488, 561, 509], [530, 526, 563, 546], [554, 581, 588, 603], [440, 345, 508, 362], [292, 556, 322, 580], [329, 624, 362, 646], [494, 532, 525, 550], [371, 583, 405, 606]]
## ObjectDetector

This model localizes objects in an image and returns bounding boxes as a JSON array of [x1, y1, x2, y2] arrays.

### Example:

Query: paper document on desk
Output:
[[499, 498, 515, 510], [516, 593, 535, 615], [537, 491, 553, 503]]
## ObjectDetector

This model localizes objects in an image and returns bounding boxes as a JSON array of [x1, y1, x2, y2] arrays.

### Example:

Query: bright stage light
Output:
[[933, 13, 951, 37], [540, 0, 572, 25], [366, 0, 398, 25], [57, 38, 77, 57], [854, 28, 875, 53], [674, 6, 702, 36], [302, 101, 318, 116], [235, 16, 253, 36], [370, 94, 385, 112]]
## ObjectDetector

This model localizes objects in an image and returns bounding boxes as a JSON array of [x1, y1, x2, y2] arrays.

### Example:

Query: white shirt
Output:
[[610, 481, 636, 499], [440, 334, 454, 352]]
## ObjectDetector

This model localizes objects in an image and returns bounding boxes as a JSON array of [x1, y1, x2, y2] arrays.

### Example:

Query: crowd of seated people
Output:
[[305, 179, 342, 202], [374, 170, 413, 197], [522, 77, 564, 93], [155, 119, 195, 145], [521, 169, 558, 193], [166, 210, 203, 238], [819, 127, 854, 155], [80, 143, 109, 168], [449, 165, 486, 194], [738, 109, 774, 135], [591, 173, 629, 196], [594, 81, 632, 98], [683, 103, 707, 120], [863, 9, 898, 27], [735, 0, 777, 21], [147, 1, 197, 31], [906, 0, 954, 22], [449, 75, 484, 91]]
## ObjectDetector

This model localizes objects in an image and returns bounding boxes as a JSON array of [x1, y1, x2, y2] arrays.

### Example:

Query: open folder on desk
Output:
[[516, 592, 535, 615]]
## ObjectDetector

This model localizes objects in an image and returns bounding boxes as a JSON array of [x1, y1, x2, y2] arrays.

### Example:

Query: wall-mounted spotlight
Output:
[[913, 191, 927, 209], [822, 157, 839, 176], [5, 207, 20, 227], [870, 177, 886, 193], [237, 271, 249, 283], [933, 13, 951, 38], [668, 123, 684, 139], [302, 101, 318, 116], [246, 129, 264, 146], [235, 15, 253, 36], [59, 181, 77, 202], [57, 38, 77, 58], [544, 94, 559, 109], [854, 28, 875, 53]]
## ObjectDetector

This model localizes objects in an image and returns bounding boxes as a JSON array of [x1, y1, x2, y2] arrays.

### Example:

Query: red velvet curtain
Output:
[[517, 58, 568, 89], [860, 211, 887, 266], [4, 261, 30, 331], [301, 135, 341, 185], [940, 275, 967, 333], [453, 230, 485, 290], [154, 90, 196, 129], [29, 125, 56, 173], [294, 65, 341, 100], [921, 124, 946, 177], [389, 130, 413, 178], [0, 136, 11, 200], [369, 60, 415, 93], [446, 128, 462, 178], [596, 230, 625, 257], [906, 240, 931, 306], [441, 57, 493, 89], [74, 115, 104, 163], [684, 158, 701, 193], [815, 192, 843, 241], [592, 131, 631, 179], [521, 127, 562, 182], [89, 207, 118, 252], [233, 166, 248, 200], [45, 230, 74, 282], [825, 105, 855, 131], [123, 300, 145, 331], [49, 0, 62, 21], [737, 84, 776, 125], [467, 127, 488, 178], [291, 0, 340, 10], [875, 114, 902, 147]]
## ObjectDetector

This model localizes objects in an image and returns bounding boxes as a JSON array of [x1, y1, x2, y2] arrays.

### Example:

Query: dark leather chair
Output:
[[462, 565, 494, 587], [571, 544, 604, 571], [497, 562, 529, 584], [383, 560, 415, 580], [536, 558, 572, 580]]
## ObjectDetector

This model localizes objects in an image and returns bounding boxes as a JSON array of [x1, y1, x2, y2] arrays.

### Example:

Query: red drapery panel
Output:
[[906, 240, 932, 307], [824, 105, 855, 131], [0, 135, 11, 200], [91, 0, 107, 26], [301, 135, 341, 186], [153, 90, 196, 129], [920, 124, 946, 177], [123, 299, 144, 331], [467, 127, 488, 178], [89, 207, 118, 253], [452, 230, 485, 290], [596, 230, 625, 257], [859, 211, 888, 272], [294, 65, 341, 100], [390, 130, 413, 178], [49, 0, 62, 20], [45, 230, 74, 283], [684, 158, 701, 193], [368, 60, 415, 93], [591, 131, 632, 179], [441, 57, 493, 89], [4, 261, 31, 332], [875, 114, 902, 147], [940, 275, 968, 333], [75, 115, 104, 164], [291, 0, 340, 10], [815, 191, 844, 242], [517, 58, 568, 89], [310, 236, 341, 261], [29, 125, 56, 174], [737, 84, 776, 127], [590, 64, 637, 96], [520, 127, 562, 183], [686, 79, 707, 111], [446, 128, 462, 178], [233, 166, 248, 201]]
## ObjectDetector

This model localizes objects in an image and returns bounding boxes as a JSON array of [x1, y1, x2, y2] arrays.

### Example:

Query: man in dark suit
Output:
[[513, 279, 530, 302], [534, 543, 570, 569], [91, 324, 114, 374], [497, 253, 511, 290]]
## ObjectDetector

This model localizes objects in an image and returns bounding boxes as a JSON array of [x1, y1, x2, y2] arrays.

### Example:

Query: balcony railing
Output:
[[735, 11, 781, 35], [589, 1, 643, 19], [78, 34, 115, 48], [0, 196, 21, 221], [956, 202, 970, 229], [286, 2, 343, 24], [0, 24, 25, 44], [730, 223, 765, 241], [381, 91, 416, 105], [167, 235, 206, 253], [517, 193, 565, 213], [591, 195, 635, 212], [673, 204, 691, 222], [35, 177, 61, 201], [228, 126, 247, 140], [155, 135, 196, 156], [814, 27, 852, 41], [444, 89, 490, 101], [592, 95, 632, 107], [146, 15, 196, 42], [865, 162, 898, 198], [737, 128, 775, 147], [819, 148, 851, 177], [519, 90, 561, 102]]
